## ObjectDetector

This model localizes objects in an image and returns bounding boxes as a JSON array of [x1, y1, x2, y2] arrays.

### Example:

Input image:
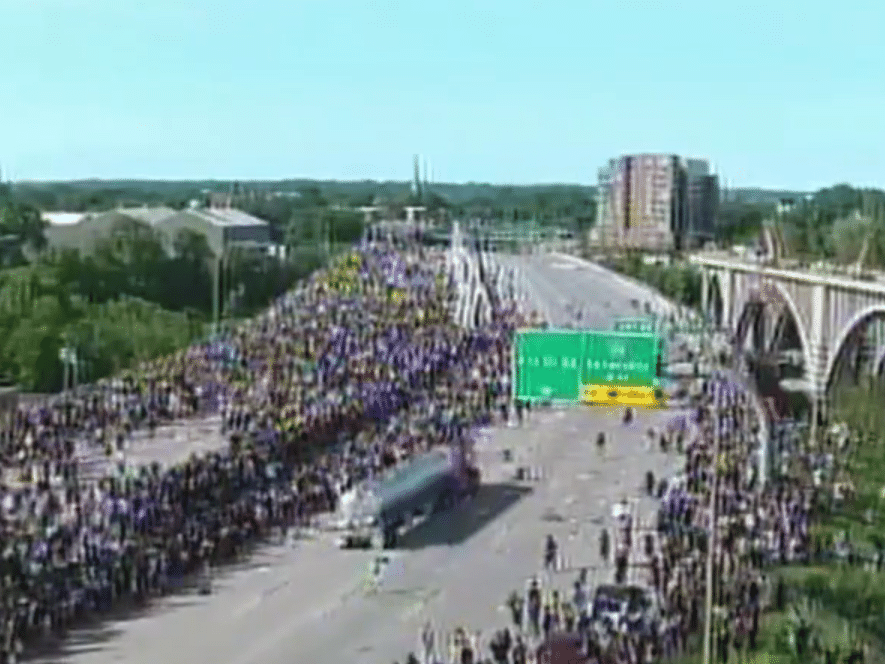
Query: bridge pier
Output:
[[699, 266, 736, 331], [692, 254, 885, 448], [701, 270, 709, 323]]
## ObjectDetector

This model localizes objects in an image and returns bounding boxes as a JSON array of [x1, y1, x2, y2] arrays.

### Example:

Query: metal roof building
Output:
[[41, 206, 270, 258], [43, 212, 87, 227], [43, 207, 176, 255], [155, 208, 272, 257]]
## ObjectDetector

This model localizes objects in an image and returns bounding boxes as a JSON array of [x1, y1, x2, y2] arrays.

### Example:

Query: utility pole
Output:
[[326, 211, 332, 258], [61, 349, 69, 396], [211, 255, 221, 337], [702, 370, 722, 664]]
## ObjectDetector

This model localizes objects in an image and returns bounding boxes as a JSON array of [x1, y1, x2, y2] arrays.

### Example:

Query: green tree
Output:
[[830, 215, 869, 264], [423, 191, 450, 211], [173, 228, 214, 263], [717, 200, 767, 244], [326, 209, 364, 244], [5, 293, 68, 391], [0, 201, 48, 261], [298, 186, 327, 208]]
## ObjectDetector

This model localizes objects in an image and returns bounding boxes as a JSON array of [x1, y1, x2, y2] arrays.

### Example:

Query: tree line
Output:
[[0, 187, 364, 392], [717, 185, 885, 268], [5, 176, 884, 393]]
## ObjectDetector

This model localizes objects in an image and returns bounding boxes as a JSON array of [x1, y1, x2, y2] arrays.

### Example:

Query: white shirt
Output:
[[612, 502, 629, 520]]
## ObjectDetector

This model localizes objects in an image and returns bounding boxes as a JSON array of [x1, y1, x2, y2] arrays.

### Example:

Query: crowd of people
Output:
[[0, 240, 534, 663], [400, 362, 828, 664], [0, 235, 866, 664]]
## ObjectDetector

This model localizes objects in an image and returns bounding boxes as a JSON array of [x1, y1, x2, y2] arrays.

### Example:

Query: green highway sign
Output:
[[673, 320, 706, 333], [582, 331, 661, 387], [513, 329, 584, 401], [513, 329, 663, 402], [613, 317, 657, 334]]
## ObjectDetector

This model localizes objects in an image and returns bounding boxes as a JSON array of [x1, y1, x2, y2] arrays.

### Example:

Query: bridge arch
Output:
[[825, 304, 885, 391], [734, 280, 813, 374], [735, 301, 765, 354], [705, 273, 724, 327]]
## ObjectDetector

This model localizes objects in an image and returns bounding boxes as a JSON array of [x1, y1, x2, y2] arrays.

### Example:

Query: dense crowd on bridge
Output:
[[0, 240, 539, 663], [398, 369, 871, 664], [0, 236, 873, 664]]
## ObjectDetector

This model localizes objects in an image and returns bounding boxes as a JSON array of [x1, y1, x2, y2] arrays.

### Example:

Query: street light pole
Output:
[[62, 349, 69, 396], [702, 371, 722, 664], [211, 255, 220, 337]]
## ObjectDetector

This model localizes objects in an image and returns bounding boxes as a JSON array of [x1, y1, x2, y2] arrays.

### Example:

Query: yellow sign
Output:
[[582, 384, 666, 408]]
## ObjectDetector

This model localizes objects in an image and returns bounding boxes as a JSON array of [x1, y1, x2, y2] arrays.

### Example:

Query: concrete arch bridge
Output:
[[690, 253, 885, 412]]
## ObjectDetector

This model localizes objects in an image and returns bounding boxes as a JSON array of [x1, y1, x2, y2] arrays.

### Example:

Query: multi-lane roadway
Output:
[[498, 252, 676, 327], [41, 251, 686, 664]]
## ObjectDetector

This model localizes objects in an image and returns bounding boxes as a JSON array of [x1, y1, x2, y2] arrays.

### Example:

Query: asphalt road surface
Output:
[[0, 415, 227, 490], [40, 252, 688, 664], [497, 251, 677, 327], [73, 415, 228, 484]]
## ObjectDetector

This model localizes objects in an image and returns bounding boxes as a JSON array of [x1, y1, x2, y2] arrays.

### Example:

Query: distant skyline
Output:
[[2, 0, 884, 190]]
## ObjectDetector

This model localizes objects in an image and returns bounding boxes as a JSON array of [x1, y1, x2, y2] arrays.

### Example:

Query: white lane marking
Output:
[[224, 579, 361, 664], [400, 588, 442, 619], [232, 594, 264, 618]]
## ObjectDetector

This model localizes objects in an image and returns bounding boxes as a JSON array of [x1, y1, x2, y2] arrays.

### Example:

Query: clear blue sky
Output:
[[2, 0, 883, 190]]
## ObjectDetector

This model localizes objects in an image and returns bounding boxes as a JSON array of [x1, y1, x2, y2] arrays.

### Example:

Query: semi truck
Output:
[[337, 441, 481, 549]]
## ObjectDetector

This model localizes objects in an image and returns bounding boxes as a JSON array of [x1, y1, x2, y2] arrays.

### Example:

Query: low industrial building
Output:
[[43, 207, 176, 256], [42, 205, 271, 259], [155, 207, 272, 258]]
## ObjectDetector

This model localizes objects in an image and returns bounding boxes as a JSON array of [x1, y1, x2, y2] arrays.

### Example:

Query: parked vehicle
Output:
[[337, 442, 480, 549], [590, 584, 661, 637]]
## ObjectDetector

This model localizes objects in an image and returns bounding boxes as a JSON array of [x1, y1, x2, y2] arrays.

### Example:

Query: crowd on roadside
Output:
[[393, 357, 838, 664], [0, 240, 537, 664]]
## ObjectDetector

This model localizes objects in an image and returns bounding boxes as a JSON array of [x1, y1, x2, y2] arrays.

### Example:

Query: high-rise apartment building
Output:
[[596, 154, 718, 251]]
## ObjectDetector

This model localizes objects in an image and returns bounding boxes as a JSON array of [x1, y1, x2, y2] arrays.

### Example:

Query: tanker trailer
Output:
[[338, 442, 480, 549]]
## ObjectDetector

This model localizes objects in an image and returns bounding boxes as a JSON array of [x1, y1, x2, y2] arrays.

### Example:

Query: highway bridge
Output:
[[46, 252, 684, 664], [692, 251, 885, 393], [369, 220, 574, 250]]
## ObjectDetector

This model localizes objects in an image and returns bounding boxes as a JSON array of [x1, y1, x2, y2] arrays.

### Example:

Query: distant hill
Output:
[[10, 178, 597, 211], [10, 178, 813, 211]]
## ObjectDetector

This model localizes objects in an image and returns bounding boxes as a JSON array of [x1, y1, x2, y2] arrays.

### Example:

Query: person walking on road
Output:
[[600, 528, 611, 564], [527, 579, 542, 638], [506, 590, 524, 632], [615, 543, 629, 585], [544, 534, 559, 572], [367, 555, 387, 593], [420, 621, 436, 664]]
